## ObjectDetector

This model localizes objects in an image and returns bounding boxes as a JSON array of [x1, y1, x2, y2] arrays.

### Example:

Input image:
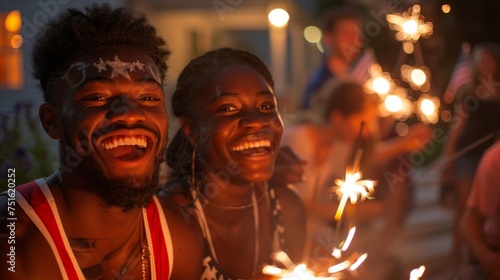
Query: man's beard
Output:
[[80, 152, 164, 211], [59, 119, 166, 211]]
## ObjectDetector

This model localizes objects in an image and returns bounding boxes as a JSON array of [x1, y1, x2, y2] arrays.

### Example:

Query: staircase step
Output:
[[392, 233, 453, 270], [399, 205, 454, 241]]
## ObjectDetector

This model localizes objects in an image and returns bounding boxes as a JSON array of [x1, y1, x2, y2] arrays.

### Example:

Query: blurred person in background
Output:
[[301, 6, 363, 109], [281, 80, 431, 278], [459, 141, 500, 280], [441, 42, 500, 272]]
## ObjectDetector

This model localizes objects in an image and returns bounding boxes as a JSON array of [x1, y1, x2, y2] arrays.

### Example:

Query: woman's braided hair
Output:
[[166, 47, 274, 191]]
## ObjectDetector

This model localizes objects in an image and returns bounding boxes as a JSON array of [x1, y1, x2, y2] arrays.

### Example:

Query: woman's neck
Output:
[[199, 173, 264, 208]]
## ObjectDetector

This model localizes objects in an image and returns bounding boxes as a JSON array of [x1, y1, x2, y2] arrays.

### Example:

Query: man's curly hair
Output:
[[32, 3, 171, 102]]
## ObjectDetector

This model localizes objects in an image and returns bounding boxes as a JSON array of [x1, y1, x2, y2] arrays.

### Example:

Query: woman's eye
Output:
[[218, 104, 238, 112], [260, 103, 275, 110]]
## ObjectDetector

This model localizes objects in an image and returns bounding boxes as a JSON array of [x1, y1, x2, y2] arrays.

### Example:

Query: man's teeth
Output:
[[101, 136, 148, 150], [230, 139, 271, 151]]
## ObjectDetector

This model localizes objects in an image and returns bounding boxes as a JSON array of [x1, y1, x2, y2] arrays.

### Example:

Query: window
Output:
[[0, 10, 23, 90]]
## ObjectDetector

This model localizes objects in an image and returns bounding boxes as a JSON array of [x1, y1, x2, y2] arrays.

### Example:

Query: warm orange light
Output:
[[442, 4, 451, 14], [5, 10, 22, 33], [10, 34, 23, 48]]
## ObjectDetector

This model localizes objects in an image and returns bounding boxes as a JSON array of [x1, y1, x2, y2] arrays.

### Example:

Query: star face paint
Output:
[[57, 52, 161, 89]]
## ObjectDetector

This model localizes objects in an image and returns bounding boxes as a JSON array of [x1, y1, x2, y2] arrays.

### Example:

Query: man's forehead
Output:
[[57, 49, 161, 89]]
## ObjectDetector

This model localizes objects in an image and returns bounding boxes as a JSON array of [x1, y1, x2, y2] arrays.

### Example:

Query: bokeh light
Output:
[[396, 122, 409, 136], [386, 5, 433, 42], [403, 41, 414, 54], [416, 95, 440, 124], [442, 4, 451, 14], [268, 8, 289, 28], [304, 25, 322, 43], [441, 110, 452, 122], [373, 77, 391, 95], [10, 34, 23, 48], [402, 19, 418, 35], [385, 95, 403, 113], [411, 68, 427, 86], [5, 10, 22, 33], [420, 98, 435, 115]]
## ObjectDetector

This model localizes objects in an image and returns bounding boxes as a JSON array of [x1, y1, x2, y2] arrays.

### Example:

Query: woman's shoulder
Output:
[[272, 183, 304, 209]]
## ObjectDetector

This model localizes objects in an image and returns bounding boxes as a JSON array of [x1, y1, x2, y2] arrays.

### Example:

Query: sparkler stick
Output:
[[432, 129, 500, 171], [348, 122, 365, 174], [264, 125, 376, 278], [334, 122, 374, 222]]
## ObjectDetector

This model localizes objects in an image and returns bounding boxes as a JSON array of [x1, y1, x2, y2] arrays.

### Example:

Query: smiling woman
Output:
[[162, 48, 306, 279]]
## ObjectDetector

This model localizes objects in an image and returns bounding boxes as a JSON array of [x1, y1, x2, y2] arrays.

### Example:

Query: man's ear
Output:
[[39, 102, 62, 139], [180, 116, 198, 147]]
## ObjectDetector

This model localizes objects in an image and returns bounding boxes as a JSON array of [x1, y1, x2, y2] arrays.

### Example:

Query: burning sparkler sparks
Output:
[[333, 172, 375, 221], [409, 265, 426, 280], [263, 227, 368, 279], [416, 94, 440, 124], [363, 64, 395, 96], [400, 65, 431, 92], [386, 5, 433, 44]]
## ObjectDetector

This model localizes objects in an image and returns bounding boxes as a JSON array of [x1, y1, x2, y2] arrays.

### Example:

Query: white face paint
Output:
[[59, 54, 161, 88]]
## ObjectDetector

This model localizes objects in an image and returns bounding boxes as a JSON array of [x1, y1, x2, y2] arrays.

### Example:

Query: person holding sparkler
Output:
[[459, 142, 500, 279], [281, 79, 431, 275], [441, 42, 500, 273]]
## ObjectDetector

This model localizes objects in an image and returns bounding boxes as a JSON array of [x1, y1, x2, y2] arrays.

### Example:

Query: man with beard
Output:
[[0, 4, 202, 279]]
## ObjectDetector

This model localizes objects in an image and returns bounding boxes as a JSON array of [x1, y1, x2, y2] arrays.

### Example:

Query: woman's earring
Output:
[[191, 148, 196, 188]]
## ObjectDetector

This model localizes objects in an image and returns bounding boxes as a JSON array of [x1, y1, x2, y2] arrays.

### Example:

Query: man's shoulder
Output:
[[154, 191, 202, 234], [0, 185, 61, 279], [153, 190, 204, 279]]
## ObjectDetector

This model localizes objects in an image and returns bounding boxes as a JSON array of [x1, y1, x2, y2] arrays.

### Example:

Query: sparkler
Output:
[[386, 5, 433, 44], [400, 65, 431, 92], [409, 265, 426, 280], [363, 64, 395, 96], [333, 172, 375, 221], [264, 124, 375, 279], [262, 227, 368, 279], [333, 122, 376, 221], [416, 94, 440, 124]]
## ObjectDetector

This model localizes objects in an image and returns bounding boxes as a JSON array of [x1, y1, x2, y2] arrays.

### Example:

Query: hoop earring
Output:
[[191, 148, 196, 188], [189, 147, 205, 207]]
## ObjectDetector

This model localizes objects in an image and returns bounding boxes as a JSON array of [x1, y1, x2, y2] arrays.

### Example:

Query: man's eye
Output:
[[83, 96, 108, 102], [140, 96, 160, 101]]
